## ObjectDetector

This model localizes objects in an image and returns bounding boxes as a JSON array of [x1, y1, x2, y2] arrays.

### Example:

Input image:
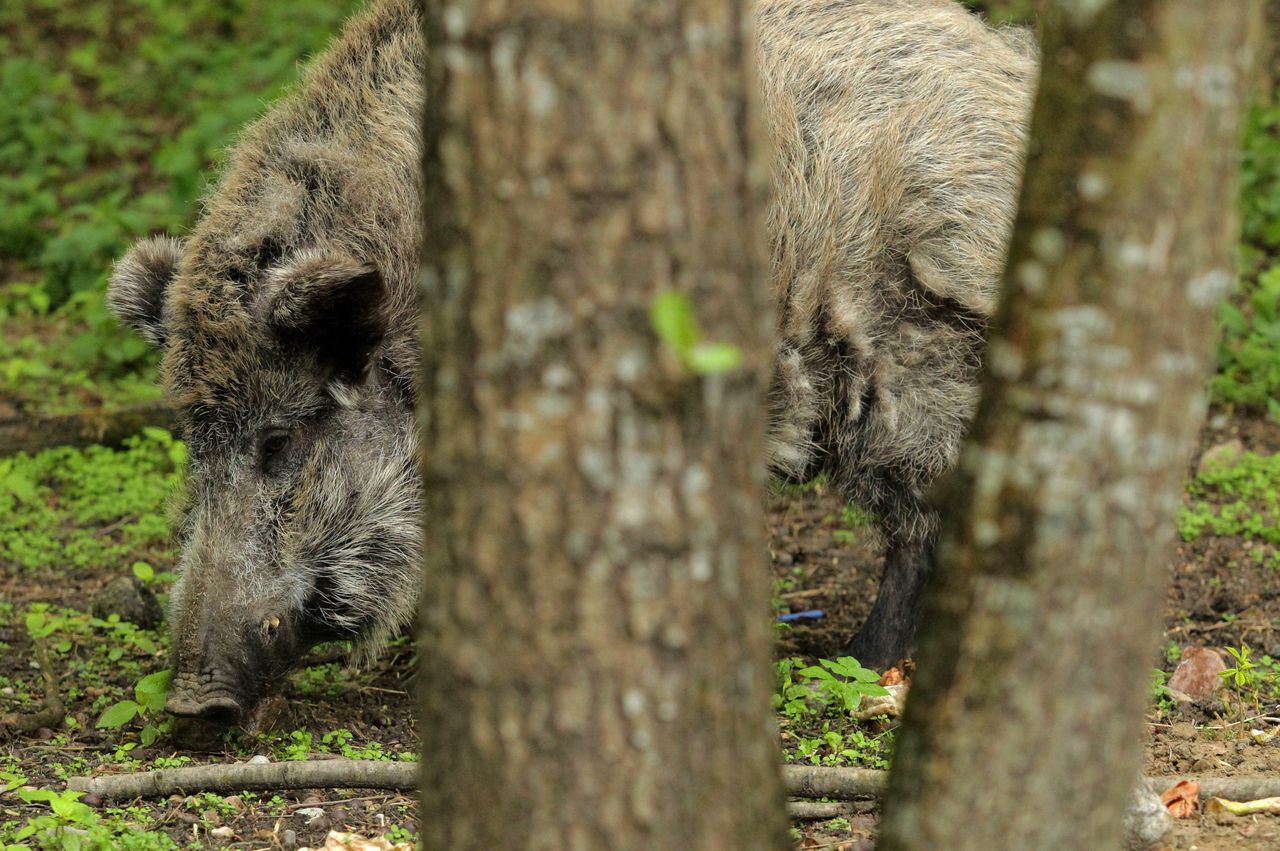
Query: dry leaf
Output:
[[880, 667, 905, 686], [852, 684, 907, 720], [1160, 779, 1199, 818], [1205, 797, 1280, 816], [299, 830, 414, 851]]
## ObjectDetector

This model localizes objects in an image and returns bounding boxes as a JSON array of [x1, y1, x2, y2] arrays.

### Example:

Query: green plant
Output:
[[0, 429, 183, 573], [1210, 264, 1280, 413], [801, 657, 888, 714], [279, 730, 315, 762], [8, 788, 99, 849], [649, 290, 743, 375], [96, 670, 172, 746], [791, 721, 891, 769], [1179, 448, 1280, 564]]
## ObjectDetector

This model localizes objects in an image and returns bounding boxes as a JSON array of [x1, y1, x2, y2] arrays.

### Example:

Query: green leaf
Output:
[[132, 561, 154, 582], [650, 290, 699, 355], [96, 700, 140, 729], [686, 342, 742, 375], [24, 610, 48, 637], [135, 670, 171, 712], [141, 427, 171, 444]]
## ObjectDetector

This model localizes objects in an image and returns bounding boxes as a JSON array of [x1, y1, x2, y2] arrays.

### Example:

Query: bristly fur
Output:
[[109, 0, 1036, 700], [757, 0, 1036, 541]]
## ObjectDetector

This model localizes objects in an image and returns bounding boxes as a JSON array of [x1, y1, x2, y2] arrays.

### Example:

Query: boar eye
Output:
[[259, 429, 291, 473]]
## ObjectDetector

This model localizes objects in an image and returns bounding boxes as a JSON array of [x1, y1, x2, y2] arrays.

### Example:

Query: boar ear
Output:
[[108, 236, 184, 348], [261, 252, 386, 384]]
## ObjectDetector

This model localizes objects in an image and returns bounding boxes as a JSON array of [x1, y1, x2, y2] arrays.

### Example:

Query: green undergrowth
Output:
[[0, 428, 183, 572], [0, 0, 361, 417], [774, 656, 894, 770], [1210, 95, 1280, 415], [1211, 259, 1280, 416], [1179, 448, 1280, 565]]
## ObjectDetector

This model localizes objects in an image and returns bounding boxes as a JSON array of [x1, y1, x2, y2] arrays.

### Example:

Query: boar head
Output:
[[108, 235, 420, 729]]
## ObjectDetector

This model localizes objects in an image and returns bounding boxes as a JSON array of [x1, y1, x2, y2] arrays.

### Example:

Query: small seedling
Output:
[[96, 670, 172, 746], [650, 290, 743, 375]]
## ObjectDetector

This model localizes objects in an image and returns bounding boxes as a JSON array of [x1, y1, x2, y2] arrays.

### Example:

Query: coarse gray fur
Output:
[[108, 0, 1036, 718]]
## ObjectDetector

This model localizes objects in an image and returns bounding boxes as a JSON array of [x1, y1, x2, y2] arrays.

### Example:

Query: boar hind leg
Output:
[[843, 532, 935, 671]]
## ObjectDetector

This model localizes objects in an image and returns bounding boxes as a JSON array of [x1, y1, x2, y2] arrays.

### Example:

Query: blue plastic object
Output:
[[777, 609, 824, 623]]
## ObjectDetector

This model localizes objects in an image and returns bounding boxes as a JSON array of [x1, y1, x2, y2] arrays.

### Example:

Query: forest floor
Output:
[[2, 410, 1279, 849], [771, 410, 1280, 851]]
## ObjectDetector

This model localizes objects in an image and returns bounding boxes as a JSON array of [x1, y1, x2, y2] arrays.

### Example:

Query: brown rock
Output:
[[1168, 647, 1226, 700], [1197, 439, 1244, 477], [90, 576, 163, 630]]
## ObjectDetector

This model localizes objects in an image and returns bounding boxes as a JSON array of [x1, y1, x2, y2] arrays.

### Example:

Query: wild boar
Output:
[[107, 0, 1035, 724]]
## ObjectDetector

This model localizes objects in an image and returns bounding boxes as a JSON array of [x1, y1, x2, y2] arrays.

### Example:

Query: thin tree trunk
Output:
[[417, 1, 785, 849], [879, 2, 1261, 850]]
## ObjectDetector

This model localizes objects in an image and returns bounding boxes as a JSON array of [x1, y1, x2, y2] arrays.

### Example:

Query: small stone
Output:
[[1197, 439, 1244, 477], [247, 754, 271, 765], [90, 576, 164, 630], [209, 825, 233, 839], [294, 807, 326, 825], [300, 795, 323, 806], [282, 829, 298, 848], [1168, 647, 1226, 700], [80, 792, 103, 807], [774, 551, 794, 566], [1123, 787, 1173, 849]]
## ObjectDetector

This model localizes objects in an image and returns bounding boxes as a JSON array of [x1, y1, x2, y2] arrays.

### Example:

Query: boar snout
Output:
[[166, 612, 299, 728], [165, 685, 243, 726]]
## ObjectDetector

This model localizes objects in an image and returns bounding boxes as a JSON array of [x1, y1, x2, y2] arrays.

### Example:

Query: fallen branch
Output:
[[781, 765, 886, 800], [0, 637, 64, 737], [785, 801, 850, 820], [1146, 776, 1280, 802], [67, 760, 418, 800], [67, 757, 1280, 815], [0, 403, 173, 455]]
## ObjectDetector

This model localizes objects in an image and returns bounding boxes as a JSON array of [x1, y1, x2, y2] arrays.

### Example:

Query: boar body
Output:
[[109, 0, 1035, 723]]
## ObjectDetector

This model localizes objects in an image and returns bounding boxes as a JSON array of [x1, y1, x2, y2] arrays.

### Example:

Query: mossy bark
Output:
[[879, 2, 1261, 849], [416, 0, 784, 848]]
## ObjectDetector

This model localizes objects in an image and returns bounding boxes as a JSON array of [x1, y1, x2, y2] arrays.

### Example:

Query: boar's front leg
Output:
[[843, 532, 936, 671]]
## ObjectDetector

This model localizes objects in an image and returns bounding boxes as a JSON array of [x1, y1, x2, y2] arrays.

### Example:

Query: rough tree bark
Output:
[[879, 3, 1261, 850], [417, 1, 785, 849]]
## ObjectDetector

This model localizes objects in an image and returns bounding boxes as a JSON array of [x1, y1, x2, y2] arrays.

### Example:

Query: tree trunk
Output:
[[417, 1, 785, 849], [879, 3, 1261, 850]]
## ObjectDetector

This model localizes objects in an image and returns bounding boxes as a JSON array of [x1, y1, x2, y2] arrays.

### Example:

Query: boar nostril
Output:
[[202, 704, 241, 728]]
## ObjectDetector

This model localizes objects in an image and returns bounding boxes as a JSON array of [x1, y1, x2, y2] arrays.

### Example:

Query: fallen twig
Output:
[[781, 765, 886, 800], [785, 801, 856, 820], [1147, 776, 1280, 802], [67, 760, 418, 800], [68, 757, 1280, 815], [0, 403, 173, 455], [0, 638, 64, 737]]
